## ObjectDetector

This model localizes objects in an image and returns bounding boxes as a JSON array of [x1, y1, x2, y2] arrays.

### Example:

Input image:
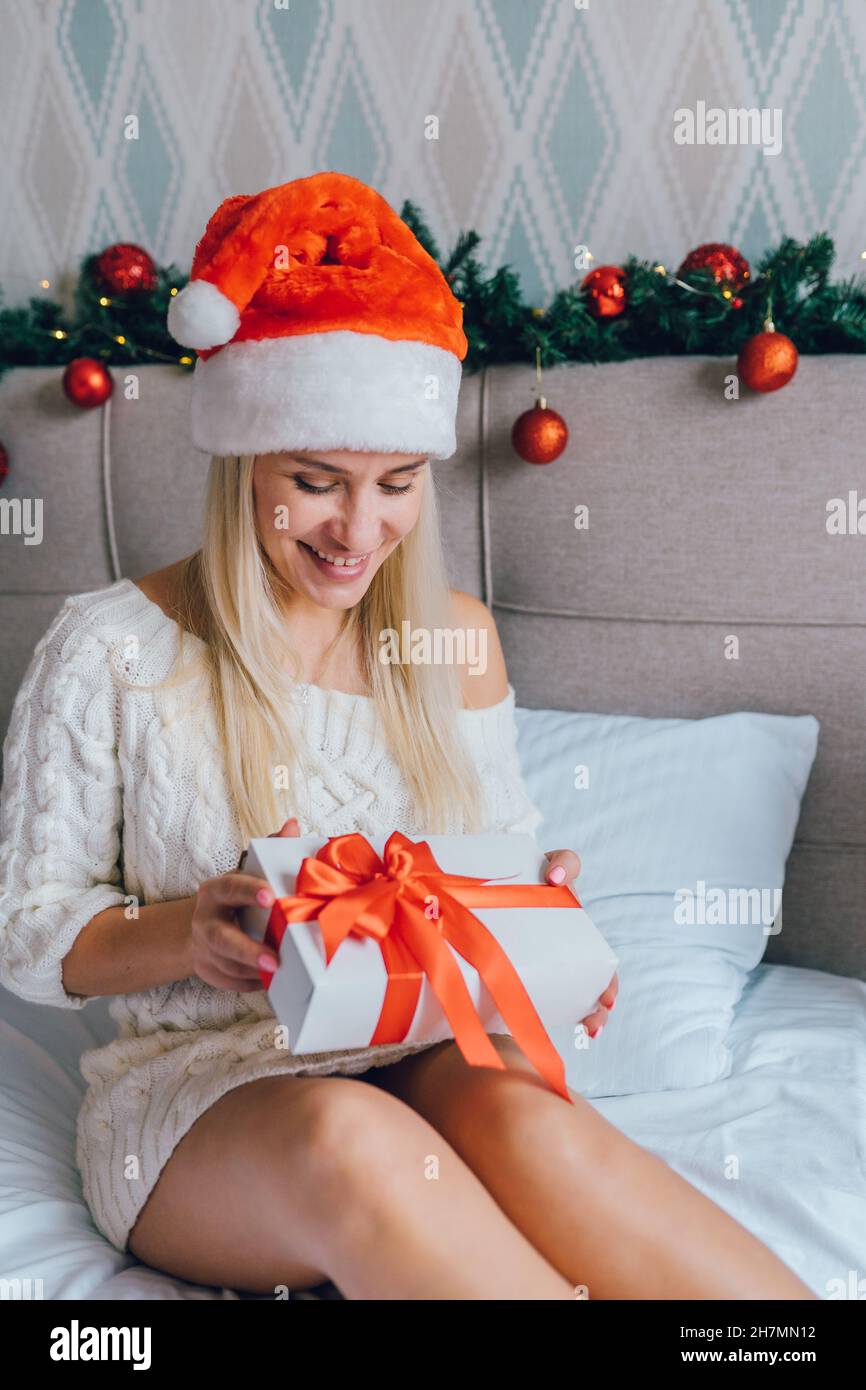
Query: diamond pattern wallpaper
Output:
[[2, 0, 866, 308]]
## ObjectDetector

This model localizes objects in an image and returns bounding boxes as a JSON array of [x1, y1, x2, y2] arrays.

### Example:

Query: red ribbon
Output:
[[259, 831, 578, 1103]]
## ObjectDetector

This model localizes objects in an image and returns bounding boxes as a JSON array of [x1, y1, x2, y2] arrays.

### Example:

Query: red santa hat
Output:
[[166, 171, 468, 460]]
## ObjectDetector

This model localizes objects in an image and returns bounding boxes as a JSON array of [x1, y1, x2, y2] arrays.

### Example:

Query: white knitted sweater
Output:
[[0, 576, 543, 1253]]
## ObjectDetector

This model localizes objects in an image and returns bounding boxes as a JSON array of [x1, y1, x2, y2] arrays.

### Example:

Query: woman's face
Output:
[[253, 449, 428, 609]]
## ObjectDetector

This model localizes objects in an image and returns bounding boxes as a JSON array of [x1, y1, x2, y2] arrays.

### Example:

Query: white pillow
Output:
[[514, 708, 819, 1096]]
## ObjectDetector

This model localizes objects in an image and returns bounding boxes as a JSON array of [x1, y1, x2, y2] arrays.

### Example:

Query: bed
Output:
[[0, 355, 864, 1299]]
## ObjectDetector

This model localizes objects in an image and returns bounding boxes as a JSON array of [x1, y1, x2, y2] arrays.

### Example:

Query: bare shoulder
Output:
[[129, 558, 193, 625], [448, 589, 510, 710]]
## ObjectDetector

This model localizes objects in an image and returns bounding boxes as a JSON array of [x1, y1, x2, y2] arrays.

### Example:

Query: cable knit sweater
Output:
[[0, 576, 543, 1253]]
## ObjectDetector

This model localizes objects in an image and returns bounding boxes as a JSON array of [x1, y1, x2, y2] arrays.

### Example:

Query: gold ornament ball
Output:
[[512, 397, 569, 464], [737, 330, 799, 392]]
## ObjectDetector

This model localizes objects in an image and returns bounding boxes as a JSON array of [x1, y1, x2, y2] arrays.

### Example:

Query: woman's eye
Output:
[[292, 477, 338, 494], [292, 477, 415, 496]]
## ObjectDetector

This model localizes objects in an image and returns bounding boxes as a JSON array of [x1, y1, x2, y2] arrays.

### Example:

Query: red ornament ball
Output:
[[581, 264, 627, 318], [512, 396, 569, 464], [0, 441, 8, 486], [678, 242, 750, 291], [737, 329, 798, 392], [63, 358, 114, 409], [94, 242, 157, 294]]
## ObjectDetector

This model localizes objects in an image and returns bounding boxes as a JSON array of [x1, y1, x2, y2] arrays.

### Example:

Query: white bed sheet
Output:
[[594, 962, 866, 1298], [0, 961, 863, 1301]]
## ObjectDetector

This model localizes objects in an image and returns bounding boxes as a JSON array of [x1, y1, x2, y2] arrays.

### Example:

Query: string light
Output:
[[10, 270, 195, 368], [22, 321, 192, 368], [653, 263, 747, 300], [659, 246, 864, 316]]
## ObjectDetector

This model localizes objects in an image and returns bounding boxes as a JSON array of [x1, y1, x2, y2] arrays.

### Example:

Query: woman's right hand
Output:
[[189, 817, 301, 992]]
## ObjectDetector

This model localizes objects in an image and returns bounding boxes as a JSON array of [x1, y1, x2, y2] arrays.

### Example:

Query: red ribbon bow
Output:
[[261, 830, 579, 1103]]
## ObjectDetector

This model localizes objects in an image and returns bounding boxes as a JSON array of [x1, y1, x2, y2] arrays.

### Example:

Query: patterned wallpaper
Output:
[[2, 0, 866, 312]]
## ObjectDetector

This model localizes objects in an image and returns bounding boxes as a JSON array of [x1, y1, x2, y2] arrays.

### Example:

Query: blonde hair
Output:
[[112, 454, 486, 844]]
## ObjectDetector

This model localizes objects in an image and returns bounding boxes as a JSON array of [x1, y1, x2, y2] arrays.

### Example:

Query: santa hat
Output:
[[166, 171, 468, 460]]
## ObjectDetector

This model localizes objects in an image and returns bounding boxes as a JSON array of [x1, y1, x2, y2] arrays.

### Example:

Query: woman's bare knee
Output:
[[286, 1073, 458, 1250]]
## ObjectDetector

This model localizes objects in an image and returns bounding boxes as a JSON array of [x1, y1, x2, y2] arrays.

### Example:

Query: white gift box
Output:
[[239, 832, 618, 1057]]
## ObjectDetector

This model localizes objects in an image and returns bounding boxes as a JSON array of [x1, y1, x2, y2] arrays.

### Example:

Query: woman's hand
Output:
[[543, 845, 619, 1040], [190, 817, 301, 992], [580, 971, 618, 1039]]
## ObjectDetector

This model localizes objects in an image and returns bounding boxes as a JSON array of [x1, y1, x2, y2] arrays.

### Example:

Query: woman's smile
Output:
[[297, 539, 376, 582]]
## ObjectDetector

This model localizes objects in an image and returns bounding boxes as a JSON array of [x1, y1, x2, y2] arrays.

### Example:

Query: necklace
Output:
[[291, 625, 362, 706], [288, 651, 331, 707]]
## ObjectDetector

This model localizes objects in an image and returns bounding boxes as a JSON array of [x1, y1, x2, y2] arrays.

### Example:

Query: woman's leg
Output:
[[127, 1070, 576, 1299], [365, 1037, 818, 1301]]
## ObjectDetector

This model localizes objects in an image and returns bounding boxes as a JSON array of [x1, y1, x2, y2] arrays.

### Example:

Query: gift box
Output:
[[239, 831, 617, 1100]]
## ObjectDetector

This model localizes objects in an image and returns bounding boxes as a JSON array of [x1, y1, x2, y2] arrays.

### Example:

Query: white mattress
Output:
[[0, 960, 863, 1300]]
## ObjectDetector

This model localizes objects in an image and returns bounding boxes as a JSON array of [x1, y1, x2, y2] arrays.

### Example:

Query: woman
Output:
[[0, 173, 815, 1300]]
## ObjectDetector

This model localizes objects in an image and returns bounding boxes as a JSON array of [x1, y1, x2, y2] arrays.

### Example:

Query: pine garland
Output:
[[0, 253, 193, 385], [400, 206, 866, 369], [2, 218, 866, 388]]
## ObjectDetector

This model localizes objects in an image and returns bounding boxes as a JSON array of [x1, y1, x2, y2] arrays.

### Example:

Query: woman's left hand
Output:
[[543, 846, 619, 1039]]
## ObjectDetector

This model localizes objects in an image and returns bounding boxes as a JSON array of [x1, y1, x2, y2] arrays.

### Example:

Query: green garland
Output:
[[2, 214, 865, 388], [399, 211, 866, 371], [0, 252, 192, 385]]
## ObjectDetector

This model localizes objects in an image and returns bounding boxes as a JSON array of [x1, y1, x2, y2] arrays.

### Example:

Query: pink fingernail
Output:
[[257, 953, 277, 971], [591, 1023, 604, 1039], [607, 997, 616, 1012], [548, 865, 566, 884], [256, 889, 274, 907]]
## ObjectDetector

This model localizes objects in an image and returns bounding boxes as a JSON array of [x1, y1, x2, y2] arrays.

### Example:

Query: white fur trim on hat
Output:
[[168, 279, 241, 350], [189, 330, 463, 459]]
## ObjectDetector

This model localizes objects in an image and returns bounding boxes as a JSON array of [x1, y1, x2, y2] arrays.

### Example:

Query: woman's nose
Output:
[[327, 499, 387, 551]]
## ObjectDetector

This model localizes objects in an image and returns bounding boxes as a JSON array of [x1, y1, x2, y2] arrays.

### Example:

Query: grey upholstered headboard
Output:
[[1, 360, 863, 979]]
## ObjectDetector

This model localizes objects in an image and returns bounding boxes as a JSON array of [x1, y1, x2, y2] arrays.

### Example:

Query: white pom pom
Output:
[[167, 279, 241, 349]]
